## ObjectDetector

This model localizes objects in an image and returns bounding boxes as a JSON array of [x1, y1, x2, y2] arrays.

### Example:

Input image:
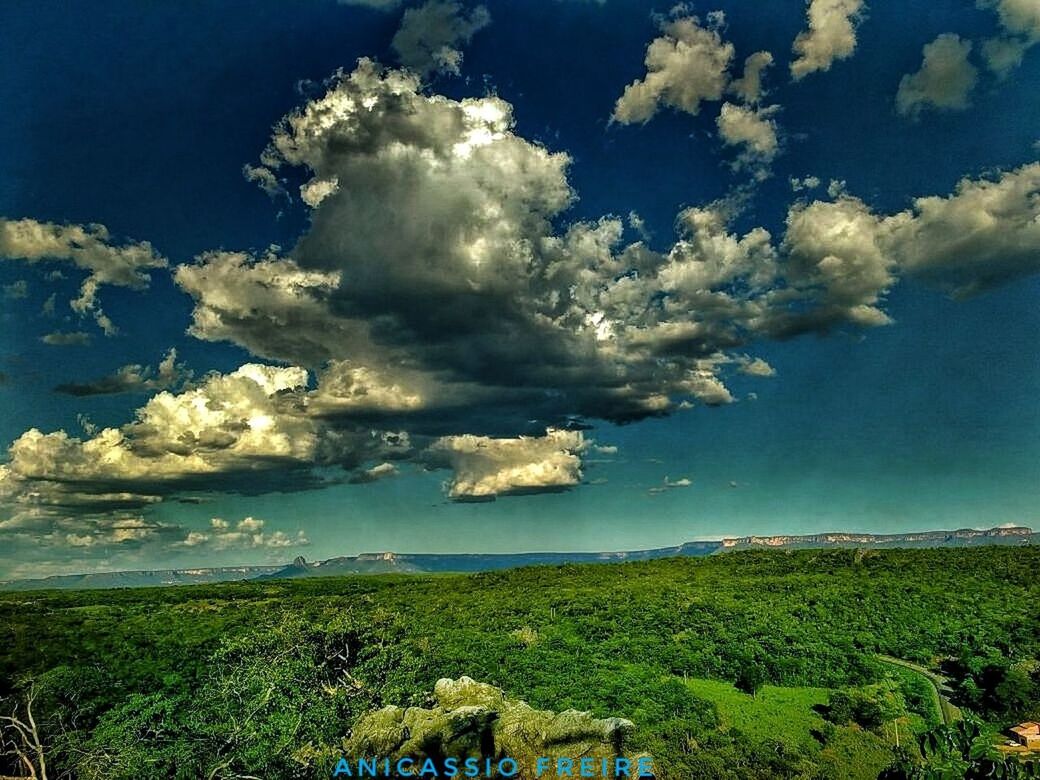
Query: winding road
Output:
[[876, 654, 962, 726]]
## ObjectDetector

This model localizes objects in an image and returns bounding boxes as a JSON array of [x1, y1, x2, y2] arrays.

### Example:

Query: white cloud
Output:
[[627, 211, 651, 241], [0, 218, 166, 334], [242, 163, 284, 197], [391, 1, 491, 78], [179, 516, 308, 550], [612, 14, 734, 123], [729, 50, 774, 104], [648, 475, 693, 493], [349, 462, 400, 484], [980, 36, 1029, 78], [0, 358, 413, 530], [657, 203, 778, 295], [680, 367, 735, 405], [827, 179, 848, 198], [230, 61, 788, 427], [790, 0, 866, 80], [774, 162, 1040, 330], [979, 0, 1040, 40], [790, 175, 821, 192], [896, 34, 978, 118], [309, 361, 426, 415], [739, 356, 776, 377], [884, 162, 1040, 297], [716, 102, 781, 177], [976, 0, 1039, 77], [775, 195, 896, 333], [3, 365, 315, 510], [430, 429, 586, 501], [299, 177, 340, 207], [40, 331, 91, 346]]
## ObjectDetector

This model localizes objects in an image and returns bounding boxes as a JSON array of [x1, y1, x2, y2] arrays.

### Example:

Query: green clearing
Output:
[[685, 678, 833, 753], [684, 678, 898, 779]]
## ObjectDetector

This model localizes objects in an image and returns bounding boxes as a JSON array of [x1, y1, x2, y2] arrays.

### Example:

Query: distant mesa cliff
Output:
[[718, 526, 1034, 549], [0, 526, 1034, 591]]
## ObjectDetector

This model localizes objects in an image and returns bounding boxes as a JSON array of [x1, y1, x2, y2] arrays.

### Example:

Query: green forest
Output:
[[2, 547, 1039, 779]]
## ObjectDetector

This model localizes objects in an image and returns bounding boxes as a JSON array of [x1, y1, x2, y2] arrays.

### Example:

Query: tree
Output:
[[0, 683, 48, 780], [734, 664, 766, 698], [878, 717, 1040, 779]]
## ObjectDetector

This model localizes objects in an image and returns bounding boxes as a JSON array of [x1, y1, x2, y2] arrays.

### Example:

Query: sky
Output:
[[0, 0, 1038, 578]]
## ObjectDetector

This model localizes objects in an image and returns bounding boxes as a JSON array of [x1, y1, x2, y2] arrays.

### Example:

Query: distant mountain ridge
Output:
[[0, 565, 283, 592], [1, 526, 1034, 591]]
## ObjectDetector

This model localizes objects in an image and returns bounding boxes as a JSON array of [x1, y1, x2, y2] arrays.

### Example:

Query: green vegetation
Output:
[[875, 659, 947, 728], [1, 547, 1039, 778], [685, 679, 833, 753]]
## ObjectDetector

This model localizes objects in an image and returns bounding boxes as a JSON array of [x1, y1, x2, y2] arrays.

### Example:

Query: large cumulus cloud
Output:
[[185, 61, 794, 433], [178, 61, 1040, 426]]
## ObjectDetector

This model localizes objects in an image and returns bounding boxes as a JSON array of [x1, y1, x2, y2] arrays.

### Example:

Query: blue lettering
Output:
[[498, 758, 518, 777], [614, 758, 630, 777], [463, 758, 480, 777], [334, 758, 352, 777], [557, 758, 574, 777]]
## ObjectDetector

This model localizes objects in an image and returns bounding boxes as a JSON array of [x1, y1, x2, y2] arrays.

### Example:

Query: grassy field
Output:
[[684, 678, 898, 779], [686, 678, 833, 751]]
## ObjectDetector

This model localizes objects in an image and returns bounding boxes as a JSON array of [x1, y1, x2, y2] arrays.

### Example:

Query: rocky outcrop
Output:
[[343, 677, 637, 778]]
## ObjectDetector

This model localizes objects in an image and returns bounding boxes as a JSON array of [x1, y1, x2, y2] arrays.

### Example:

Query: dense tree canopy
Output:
[[1, 547, 1038, 778]]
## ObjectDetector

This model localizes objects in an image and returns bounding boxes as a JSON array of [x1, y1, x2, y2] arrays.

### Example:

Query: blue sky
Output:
[[1, 0, 1038, 577]]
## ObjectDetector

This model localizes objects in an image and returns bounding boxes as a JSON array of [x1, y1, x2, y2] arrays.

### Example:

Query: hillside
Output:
[[1, 546, 1038, 778]]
